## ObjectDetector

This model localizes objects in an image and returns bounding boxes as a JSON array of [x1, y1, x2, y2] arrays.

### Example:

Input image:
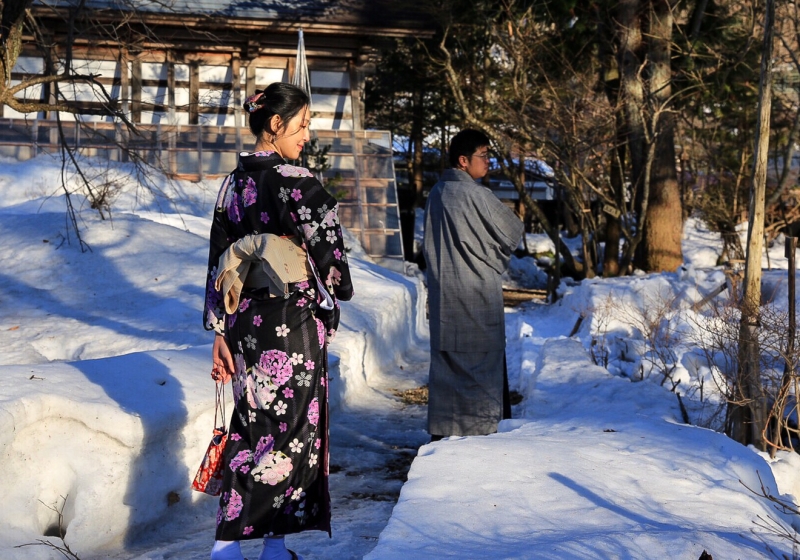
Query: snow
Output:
[[2, 153, 800, 559]]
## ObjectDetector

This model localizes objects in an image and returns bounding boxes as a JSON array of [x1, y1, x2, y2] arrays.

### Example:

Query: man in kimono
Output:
[[423, 129, 525, 439]]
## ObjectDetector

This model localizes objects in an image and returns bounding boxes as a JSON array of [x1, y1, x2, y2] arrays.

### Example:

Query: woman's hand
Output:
[[212, 333, 235, 384]]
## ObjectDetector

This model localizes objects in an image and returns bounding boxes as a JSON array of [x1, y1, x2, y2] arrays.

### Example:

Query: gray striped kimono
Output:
[[423, 168, 524, 437]]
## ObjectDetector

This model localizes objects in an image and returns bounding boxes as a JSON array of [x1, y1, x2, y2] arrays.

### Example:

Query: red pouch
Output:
[[191, 381, 228, 496]]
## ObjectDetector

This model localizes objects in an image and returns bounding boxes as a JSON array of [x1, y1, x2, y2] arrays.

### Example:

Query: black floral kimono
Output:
[[203, 151, 354, 540]]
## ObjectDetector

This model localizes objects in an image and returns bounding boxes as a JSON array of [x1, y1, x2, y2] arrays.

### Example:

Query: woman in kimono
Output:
[[203, 82, 353, 560]]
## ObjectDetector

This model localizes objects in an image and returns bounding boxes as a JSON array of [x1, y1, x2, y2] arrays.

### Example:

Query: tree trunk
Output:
[[639, 0, 683, 272], [598, 4, 625, 277], [730, 0, 774, 450], [604, 118, 626, 277], [1, 0, 31, 106], [411, 88, 424, 206], [618, 0, 647, 223]]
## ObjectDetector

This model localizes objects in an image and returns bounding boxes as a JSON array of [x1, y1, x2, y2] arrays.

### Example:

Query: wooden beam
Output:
[[232, 53, 242, 151], [189, 61, 199, 125], [131, 57, 142, 123]]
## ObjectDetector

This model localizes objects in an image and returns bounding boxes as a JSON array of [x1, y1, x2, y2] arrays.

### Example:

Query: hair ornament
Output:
[[245, 91, 265, 113]]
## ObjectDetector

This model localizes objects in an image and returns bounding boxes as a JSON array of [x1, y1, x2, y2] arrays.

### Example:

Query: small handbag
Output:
[[191, 380, 228, 496]]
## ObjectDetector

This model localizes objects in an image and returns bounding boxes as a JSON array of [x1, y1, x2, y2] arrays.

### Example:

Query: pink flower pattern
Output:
[[307, 398, 320, 427], [224, 489, 244, 521], [315, 318, 325, 348], [252, 451, 293, 486], [259, 349, 293, 385], [275, 164, 314, 178]]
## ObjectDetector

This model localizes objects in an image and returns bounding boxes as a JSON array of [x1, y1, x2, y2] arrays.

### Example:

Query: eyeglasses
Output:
[[471, 152, 491, 161]]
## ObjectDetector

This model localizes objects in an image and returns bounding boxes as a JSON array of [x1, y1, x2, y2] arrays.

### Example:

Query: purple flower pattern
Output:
[[230, 450, 252, 472], [227, 192, 242, 223], [243, 177, 257, 207], [254, 435, 275, 464]]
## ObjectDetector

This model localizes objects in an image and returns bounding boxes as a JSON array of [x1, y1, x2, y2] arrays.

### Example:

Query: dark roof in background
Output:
[[35, 0, 435, 36]]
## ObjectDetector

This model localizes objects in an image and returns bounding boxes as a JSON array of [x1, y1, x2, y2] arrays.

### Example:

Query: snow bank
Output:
[[0, 156, 428, 558]]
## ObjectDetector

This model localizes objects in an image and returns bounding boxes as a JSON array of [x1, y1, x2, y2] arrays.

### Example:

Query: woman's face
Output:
[[272, 106, 310, 160]]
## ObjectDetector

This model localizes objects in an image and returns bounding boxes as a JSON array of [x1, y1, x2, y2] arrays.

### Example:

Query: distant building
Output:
[[488, 177, 555, 202], [2, 0, 433, 267], [487, 157, 556, 201]]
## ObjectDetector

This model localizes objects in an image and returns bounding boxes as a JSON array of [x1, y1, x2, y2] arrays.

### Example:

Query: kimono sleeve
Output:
[[289, 176, 354, 304], [478, 189, 524, 273], [203, 173, 235, 334]]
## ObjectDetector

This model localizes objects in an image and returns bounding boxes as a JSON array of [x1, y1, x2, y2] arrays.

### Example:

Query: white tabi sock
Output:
[[210, 540, 245, 560], [259, 535, 301, 560]]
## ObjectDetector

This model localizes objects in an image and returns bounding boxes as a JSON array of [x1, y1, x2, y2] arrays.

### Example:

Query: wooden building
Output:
[[1, 0, 432, 267]]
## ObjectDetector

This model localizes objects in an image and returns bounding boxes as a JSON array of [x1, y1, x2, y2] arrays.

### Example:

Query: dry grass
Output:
[[392, 385, 525, 406], [392, 385, 429, 405]]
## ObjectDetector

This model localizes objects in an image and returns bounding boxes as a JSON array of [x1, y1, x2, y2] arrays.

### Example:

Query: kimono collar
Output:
[[237, 150, 284, 172], [441, 168, 481, 184]]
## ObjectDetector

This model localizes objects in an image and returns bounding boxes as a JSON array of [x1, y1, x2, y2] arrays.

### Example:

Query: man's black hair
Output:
[[448, 129, 490, 168]]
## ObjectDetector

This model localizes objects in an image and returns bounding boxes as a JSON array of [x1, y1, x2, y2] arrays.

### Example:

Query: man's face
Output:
[[459, 146, 491, 180]]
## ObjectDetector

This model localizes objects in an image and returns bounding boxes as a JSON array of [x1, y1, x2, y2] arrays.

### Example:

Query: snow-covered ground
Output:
[[2, 154, 800, 559]]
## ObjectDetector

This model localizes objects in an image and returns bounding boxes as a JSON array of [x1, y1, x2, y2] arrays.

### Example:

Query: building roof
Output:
[[36, 0, 435, 37]]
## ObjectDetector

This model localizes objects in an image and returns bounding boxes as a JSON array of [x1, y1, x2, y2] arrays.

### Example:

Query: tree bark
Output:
[[411, 88, 425, 206], [618, 0, 647, 222], [639, 0, 683, 272], [1, 0, 32, 107], [730, 0, 774, 450], [604, 134, 625, 277], [598, 4, 624, 277]]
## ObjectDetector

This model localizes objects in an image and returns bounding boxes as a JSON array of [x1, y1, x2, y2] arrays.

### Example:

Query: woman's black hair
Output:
[[244, 82, 310, 138], [448, 128, 490, 168]]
